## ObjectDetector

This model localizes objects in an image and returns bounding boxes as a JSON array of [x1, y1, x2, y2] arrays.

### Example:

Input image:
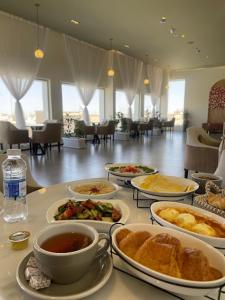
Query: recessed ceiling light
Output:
[[181, 34, 185, 38], [124, 44, 130, 48], [206, 55, 209, 59], [160, 16, 166, 23], [70, 19, 80, 25]]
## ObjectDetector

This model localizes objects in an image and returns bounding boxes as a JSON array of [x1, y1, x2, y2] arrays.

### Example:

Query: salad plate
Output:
[[46, 198, 130, 233], [67, 179, 121, 199], [16, 251, 113, 300], [105, 163, 156, 179]]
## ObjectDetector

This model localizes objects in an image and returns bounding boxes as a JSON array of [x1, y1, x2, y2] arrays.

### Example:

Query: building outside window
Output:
[[62, 83, 104, 127], [0, 79, 49, 125], [168, 79, 185, 126]]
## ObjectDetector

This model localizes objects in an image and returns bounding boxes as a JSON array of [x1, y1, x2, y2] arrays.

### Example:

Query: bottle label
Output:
[[3, 179, 26, 199]]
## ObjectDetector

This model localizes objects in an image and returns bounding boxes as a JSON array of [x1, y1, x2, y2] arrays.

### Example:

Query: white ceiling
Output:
[[0, 0, 225, 70]]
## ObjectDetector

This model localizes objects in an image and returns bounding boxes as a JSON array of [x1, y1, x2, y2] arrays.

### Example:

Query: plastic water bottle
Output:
[[2, 149, 28, 223]]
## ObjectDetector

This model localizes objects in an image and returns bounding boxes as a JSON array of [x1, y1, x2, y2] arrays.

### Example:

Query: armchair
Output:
[[184, 127, 220, 177], [0, 121, 29, 150], [30, 122, 62, 155]]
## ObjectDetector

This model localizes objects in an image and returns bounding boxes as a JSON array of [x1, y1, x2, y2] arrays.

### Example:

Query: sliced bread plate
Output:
[[46, 198, 130, 233], [67, 179, 121, 199], [150, 201, 225, 249], [131, 174, 198, 200], [111, 223, 225, 296], [105, 163, 156, 179]]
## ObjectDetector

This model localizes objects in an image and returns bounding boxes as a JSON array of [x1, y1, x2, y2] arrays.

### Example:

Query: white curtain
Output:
[[64, 35, 106, 125], [116, 53, 143, 119], [146, 65, 163, 117], [0, 12, 48, 129]]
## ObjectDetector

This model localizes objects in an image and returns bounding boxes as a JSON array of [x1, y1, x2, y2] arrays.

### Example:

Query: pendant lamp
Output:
[[34, 3, 44, 59]]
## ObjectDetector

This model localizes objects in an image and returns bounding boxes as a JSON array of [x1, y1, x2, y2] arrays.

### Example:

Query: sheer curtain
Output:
[[64, 35, 106, 125], [146, 65, 163, 117], [0, 12, 48, 129], [116, 53, 143, 118]]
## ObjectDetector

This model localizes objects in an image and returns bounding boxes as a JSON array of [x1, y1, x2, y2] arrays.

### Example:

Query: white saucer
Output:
[[16, 251, 113, 300]]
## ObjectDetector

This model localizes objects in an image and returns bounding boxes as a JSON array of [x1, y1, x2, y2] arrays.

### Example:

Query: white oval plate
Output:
[[67, 180, 121, 199], [105, 163, 157, 178], [131, 174, 199, 197], [150, 201, 225, 249], [16, 251, 112, 300], [112, 223, 225, 296], [46, 198, 130, 233]]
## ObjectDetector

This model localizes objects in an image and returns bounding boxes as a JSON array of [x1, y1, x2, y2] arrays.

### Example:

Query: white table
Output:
[[0, 179, 223, 300]]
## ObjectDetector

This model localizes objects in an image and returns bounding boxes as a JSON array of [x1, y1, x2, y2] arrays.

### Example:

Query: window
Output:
[[115, 90, 139, 119], [168, 80, 185, 126], [0, 79, 49, 125], [62, 83, 104, 125], [144, 94, 153, 119]]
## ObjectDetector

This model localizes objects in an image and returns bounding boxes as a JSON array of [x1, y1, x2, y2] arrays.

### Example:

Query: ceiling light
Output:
[[34, 3, 44, 59], [181, 34, 185, 38], [144, 54, 150, 85], [107, 38, 115, 77], [70, 19, 80, 25], [107, 68, 115, 77], [206, 55, 209, 59], [160, 16, 166, 24], [144, 78, 150, 85], [124, 44, 130, 48]]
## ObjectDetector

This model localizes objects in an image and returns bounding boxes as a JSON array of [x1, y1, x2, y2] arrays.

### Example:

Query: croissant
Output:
[[207, 192, 225, 210], [116, 228, 131, 244], [119, 231, 151, 258], [134, 234, 181, 278]]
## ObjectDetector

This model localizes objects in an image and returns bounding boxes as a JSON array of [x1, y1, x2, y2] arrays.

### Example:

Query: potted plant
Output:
[[114, 112, 130, 140], [62, 115, 86, 149]]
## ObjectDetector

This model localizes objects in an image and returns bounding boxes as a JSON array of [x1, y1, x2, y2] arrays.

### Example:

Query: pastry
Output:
[[119, 231, 151, 258], [134, 234, 181, 278], [116, 228, 131, 244], [207, 192, 225, 210], [116, 229, 223, 281]]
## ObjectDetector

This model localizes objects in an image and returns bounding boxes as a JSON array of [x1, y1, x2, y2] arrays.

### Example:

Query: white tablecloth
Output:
[[0, 179, 223, 300]]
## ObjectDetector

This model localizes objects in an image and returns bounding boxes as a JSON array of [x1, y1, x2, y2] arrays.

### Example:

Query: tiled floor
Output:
[[27, 131, 186, 187]]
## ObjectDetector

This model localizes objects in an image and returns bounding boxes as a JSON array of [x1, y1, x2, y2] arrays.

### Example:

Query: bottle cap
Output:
[[7, 149, 21, 157]]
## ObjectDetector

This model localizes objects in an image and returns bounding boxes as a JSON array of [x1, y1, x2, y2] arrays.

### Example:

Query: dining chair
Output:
[[0, 121, 30, 150], [0, 154, 43, 194], [30, 122, 62, 155]]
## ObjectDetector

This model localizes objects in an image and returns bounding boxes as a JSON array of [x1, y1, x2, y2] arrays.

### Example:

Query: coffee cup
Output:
[[33, 223, 109, 284]]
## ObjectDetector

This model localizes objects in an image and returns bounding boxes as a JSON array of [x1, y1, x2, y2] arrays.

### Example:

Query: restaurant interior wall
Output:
[[0, 11, 162, 125], [170, 66, 225, 127]]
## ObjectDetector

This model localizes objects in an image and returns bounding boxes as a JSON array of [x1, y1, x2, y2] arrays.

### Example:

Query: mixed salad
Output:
[[109, 165, 154, 174], [54, 199, 121, 222]]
